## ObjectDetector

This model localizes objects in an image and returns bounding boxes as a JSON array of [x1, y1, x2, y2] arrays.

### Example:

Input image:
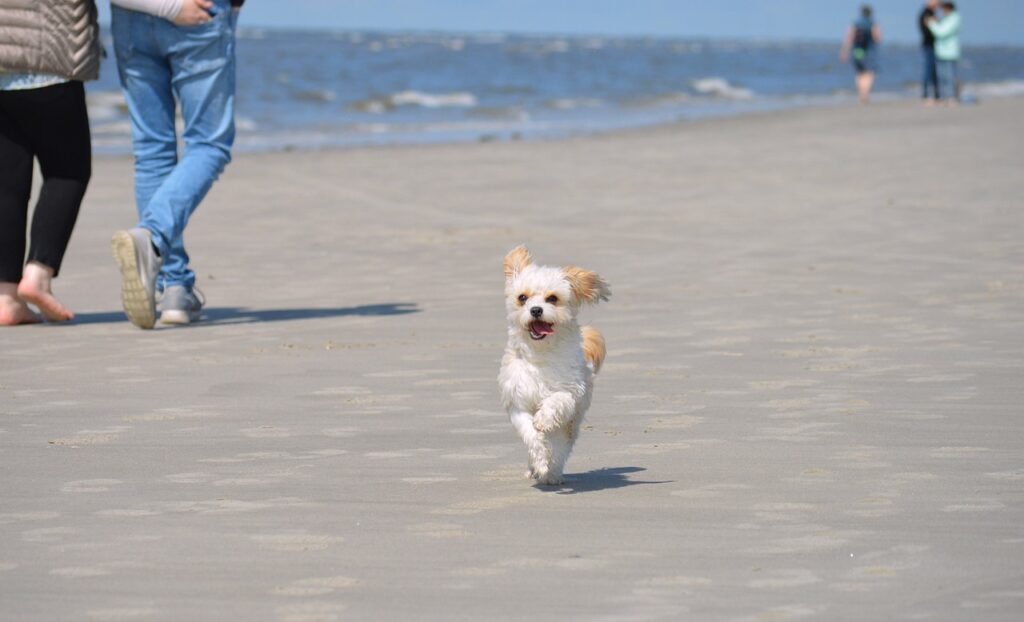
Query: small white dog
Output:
[[498, 246, 611, 485]]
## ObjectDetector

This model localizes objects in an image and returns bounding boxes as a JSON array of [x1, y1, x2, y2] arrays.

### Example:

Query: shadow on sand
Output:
[[65, 303, 420, 326], [536, 466, 672, 495]]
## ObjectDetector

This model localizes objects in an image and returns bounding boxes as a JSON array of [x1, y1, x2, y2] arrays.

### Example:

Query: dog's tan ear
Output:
[[504, 245, 532, 279], [564, 266, 611, 305]]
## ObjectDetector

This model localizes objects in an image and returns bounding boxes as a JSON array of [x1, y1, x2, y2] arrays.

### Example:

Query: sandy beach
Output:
[[2, 98, 1023, 621]]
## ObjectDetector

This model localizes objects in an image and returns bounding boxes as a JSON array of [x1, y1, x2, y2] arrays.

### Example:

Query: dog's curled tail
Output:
[[581, 326, 606, 374]]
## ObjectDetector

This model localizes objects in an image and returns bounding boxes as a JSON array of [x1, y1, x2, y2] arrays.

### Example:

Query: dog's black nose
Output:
[[530, 306, 543, 318]]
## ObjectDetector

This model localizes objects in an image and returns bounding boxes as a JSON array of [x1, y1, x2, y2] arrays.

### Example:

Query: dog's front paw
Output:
[[533, 409, 556, 433]]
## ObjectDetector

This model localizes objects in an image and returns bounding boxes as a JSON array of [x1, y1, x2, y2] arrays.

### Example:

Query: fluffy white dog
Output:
[[498, 246, 611, 485]]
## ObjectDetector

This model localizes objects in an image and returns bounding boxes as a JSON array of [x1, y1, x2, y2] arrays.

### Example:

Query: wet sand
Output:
[[2, 98, 1023, 621]]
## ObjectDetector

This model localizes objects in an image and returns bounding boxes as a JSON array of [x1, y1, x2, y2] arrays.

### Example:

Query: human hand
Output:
[[174, 0, 214, 26]]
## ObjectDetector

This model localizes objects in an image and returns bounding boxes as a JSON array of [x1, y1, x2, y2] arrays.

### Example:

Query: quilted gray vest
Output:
[[0, 0, 101, 81]]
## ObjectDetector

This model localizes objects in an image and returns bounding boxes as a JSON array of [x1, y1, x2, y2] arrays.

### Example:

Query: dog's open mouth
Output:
[[529, 320, 554, 340]]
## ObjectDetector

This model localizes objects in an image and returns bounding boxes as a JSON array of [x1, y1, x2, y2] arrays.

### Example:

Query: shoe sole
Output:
[[111, 231, 156, 329], [159, 310, 198, 325]]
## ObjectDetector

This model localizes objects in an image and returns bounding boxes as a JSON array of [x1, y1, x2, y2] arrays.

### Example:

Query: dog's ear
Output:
[[504, 245, 532, 279], [564, 266, 611, 305]]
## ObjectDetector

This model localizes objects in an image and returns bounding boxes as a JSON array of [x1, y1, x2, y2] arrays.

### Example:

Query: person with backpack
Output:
[[840, 5, 883, 104]]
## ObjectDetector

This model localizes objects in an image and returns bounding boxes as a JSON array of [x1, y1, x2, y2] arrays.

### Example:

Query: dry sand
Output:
[[2, 98, 1023, 621]]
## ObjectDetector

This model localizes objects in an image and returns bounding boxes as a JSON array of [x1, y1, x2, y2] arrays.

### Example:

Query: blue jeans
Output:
[[937, 59, 959, 101], [112, 2, 236, 291], [921, 47, 938, 99]]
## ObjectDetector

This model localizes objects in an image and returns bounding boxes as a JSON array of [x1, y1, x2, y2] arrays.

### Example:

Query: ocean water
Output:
[[86, 29, 1024, 152]]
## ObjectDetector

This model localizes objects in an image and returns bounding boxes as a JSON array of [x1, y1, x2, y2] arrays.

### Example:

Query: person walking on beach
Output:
[[110, 0, 243, 329], [919, 0, 940, 104], [839, 5, 882, 104], [1, 0, 229, 327], [927, 2, 962, 104], [0, 0, 101, 325]]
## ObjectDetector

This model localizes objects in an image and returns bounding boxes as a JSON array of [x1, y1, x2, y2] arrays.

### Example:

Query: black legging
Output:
[[0, 80, 91, 282]]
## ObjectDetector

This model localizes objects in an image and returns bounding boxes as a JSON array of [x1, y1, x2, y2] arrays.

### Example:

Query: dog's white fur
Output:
[[498, 246, 610, 485]]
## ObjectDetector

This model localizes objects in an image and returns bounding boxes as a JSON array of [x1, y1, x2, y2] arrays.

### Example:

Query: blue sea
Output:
[[86, 29, 1024, 153]]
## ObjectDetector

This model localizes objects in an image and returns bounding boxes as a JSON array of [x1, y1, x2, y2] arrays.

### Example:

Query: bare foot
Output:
[[0, 283, 41, 325], [17, 262, 74, 322]]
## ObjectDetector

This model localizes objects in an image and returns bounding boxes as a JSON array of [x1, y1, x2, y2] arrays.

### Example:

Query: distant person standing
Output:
[[919, 0, 940, 104], [840, 5, 883, 104], [927, 2, 962, 104]]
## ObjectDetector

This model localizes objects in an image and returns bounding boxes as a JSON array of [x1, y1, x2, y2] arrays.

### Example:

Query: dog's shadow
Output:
[[536, 466, 671, 494]]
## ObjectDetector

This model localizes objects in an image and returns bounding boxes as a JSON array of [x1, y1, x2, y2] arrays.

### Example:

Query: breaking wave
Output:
[[349, 90, 478, 113], [963, 80, 1024, 98], [691, 77, 755, 100]]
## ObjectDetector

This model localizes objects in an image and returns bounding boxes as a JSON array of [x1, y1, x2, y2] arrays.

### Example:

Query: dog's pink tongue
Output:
[[532, 321, 554, 335]]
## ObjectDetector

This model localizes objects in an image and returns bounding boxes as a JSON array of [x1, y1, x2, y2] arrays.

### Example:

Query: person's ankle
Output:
[[18, 264, 51, 297], [16, 262, 74, 322], [0, 281, 20, 299], [0, 282, 41, 325]]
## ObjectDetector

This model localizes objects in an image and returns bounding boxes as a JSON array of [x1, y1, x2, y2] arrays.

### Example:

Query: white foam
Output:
[[389, 90, 478, 108], [349, 91, 479, 113], [442, 38, 465, 52], [963, 80, 1024, 98], [544, 40, 571, 54], [692, 77, 755, 100], [236, 116, 258, 132]]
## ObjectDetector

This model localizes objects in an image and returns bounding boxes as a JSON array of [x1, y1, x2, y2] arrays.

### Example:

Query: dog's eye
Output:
[[517, 294, 528, 304], [545, 295, 558, 304]]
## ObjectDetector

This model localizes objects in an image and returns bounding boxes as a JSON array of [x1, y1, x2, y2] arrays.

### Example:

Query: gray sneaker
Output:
[[158, 285, 204, 325], [111, 227, 162, 329]]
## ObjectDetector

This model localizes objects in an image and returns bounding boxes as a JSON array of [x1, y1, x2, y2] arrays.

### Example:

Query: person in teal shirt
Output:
[[927, 2, 962, 103]]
